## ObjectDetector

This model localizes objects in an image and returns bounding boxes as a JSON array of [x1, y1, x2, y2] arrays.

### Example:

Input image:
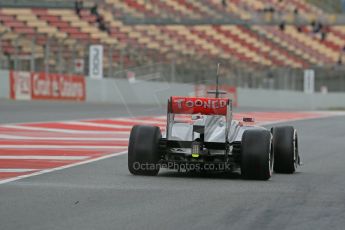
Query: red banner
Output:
[[9, 71, 86, 101], [31, 72, 85, 101], [170, 96, 229, 116]]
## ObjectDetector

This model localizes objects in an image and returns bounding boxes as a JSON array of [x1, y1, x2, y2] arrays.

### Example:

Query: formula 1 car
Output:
[[128, 95, 300, 180], [128, 69, 300, 180]]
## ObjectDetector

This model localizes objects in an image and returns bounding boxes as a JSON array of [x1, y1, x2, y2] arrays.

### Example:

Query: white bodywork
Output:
[[169, 115, 266, 143]]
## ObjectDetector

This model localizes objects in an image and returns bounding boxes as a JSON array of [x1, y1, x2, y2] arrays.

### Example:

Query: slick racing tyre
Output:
[[241, 129, 273, 180], [272, 126, 299, 174], [128, 125, 161, 176]]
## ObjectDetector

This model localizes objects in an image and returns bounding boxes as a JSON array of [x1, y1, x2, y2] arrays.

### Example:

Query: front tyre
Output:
[[241, 129, 273, 180], [128, 125, 161, 176], [272, 126, 299, 174]]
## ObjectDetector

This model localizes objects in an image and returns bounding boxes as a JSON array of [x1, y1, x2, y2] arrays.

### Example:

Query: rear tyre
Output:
[[128, 125, 161, 176], [272, 126, 299, 174], [241, 129, 273, 180]]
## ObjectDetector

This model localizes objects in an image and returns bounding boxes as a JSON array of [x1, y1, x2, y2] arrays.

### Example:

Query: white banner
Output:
[[12, 71, 31, 100], [304, 69, 315, 94], [89, 45, 103, 79], [126, 71, 136, 83], [74, 58, 84, 74]]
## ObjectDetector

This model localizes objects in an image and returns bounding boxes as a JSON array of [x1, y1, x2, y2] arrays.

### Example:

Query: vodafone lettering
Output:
[[171, 96, 228, 115], [10, 71, 86, 101]]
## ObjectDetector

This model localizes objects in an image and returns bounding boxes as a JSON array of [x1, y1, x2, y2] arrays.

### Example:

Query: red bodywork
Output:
[[169, 96, 229, 116]]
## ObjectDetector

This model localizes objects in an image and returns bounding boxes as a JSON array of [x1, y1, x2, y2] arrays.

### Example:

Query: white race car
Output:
[[128, 95, 300, 180]]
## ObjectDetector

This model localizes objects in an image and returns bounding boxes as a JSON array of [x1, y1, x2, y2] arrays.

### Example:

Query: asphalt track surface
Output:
[[1, 100, 345, 230], [0, 99, 165, 124]]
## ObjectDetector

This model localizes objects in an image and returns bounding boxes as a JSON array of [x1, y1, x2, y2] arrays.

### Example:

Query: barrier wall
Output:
[[0, 70, 9, 99], [237, 88, 345, 109], [85, 78, 345, 110], [86, 78, 194, 105], [1, 70, 345, 110], [7, 71, 86, 101]]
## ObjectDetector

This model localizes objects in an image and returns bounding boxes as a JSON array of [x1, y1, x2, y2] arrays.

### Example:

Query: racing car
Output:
[[128, 65, 300, 180], [128, 94, 300, 180]]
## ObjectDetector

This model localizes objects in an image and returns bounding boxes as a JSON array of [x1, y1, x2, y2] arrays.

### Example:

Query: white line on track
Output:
[[0, 151, 127, 185], [0, 156, 89, 160], [0, 145, 126, 149], [257, 116, 333, 126], [114, 118, 166, 125], [63, 121, 132, 129], [0, 134, 128, 141], [2, 125, 130, 134], [139, 115, 166, 120], [0, 169, 37, 173]]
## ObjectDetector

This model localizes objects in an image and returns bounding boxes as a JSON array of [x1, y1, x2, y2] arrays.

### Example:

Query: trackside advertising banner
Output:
[[9, 71, 31, 100], [89, 45, 103, 79], [10, 71, 86, 101]]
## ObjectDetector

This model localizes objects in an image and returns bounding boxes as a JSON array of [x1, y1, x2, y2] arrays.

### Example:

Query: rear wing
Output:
[[166, 96, 233, 142], [168, 96, 230, 116]]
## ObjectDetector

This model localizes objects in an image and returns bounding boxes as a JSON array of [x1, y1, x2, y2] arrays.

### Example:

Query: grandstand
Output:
[[0, 0, 344, 90]]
